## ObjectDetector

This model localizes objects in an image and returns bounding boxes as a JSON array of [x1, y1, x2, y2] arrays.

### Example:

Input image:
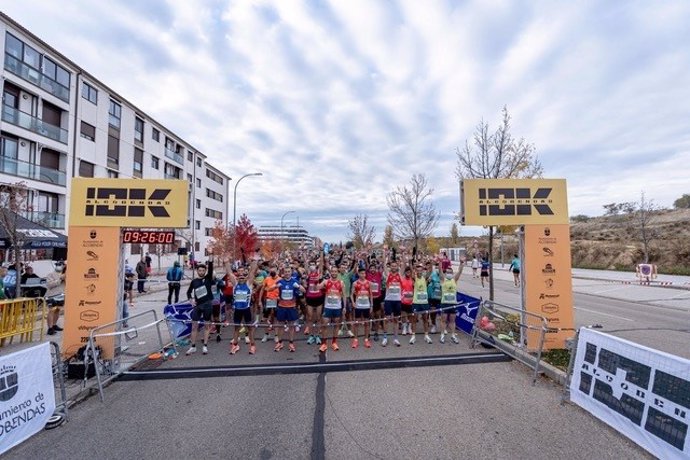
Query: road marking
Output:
[[575, 306, 634, 322]]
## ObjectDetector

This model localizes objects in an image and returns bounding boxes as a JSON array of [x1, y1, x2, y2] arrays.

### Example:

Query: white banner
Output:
[[570, 328, 690, 459], [0, 342, 56, 455]]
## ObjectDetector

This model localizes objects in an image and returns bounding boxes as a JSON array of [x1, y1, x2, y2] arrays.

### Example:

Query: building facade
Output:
[[0, 13, 230, 263], [257, 225, 315, 249]]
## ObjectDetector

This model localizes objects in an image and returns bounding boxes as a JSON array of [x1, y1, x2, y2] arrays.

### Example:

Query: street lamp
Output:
[[232, 172, 262, 258], [280, 210, 296, 238]]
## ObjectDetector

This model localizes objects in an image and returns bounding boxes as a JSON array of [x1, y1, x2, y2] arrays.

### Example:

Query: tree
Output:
[[347, 214, 376, 249], [386, 173, 439, 256], [206, 220, 232, 263], [0, 182, 32, 266], [456, 106, 542, 300], [426, 236, 441, 255], [232, 214, 258, 262], [450, 223, 459, 245], [383, 225, 395, 249], [632, 191, 659, 264], [674, 194, 690, 209]]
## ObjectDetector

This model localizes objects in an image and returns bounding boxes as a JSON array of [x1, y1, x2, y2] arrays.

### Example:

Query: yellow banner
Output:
[[62, 226, 122, 358], [69, 178, 189, 228], [462, 178, 568, 225], [524, 224, 575, 350]]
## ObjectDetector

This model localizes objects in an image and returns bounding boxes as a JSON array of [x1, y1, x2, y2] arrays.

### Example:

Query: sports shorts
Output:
[[384, 300, 402, 317], [401, 304, 414, 314], [354, 308, 371, 319], [276, 307, 299, 322], [191, 301, 213, 322], [233, 308, 252, 325], [372, 296, 383, 312], [306, 296, 325, 308], [323, 308, 342, 319], [413, 303, 430, 313]]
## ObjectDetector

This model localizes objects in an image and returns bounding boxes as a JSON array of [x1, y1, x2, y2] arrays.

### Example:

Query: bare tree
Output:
[[347, 214, 376, 249], [456, 106, 542, 300], [0, 182, 32, 265], [632, 191, 658, 264], [450, 223, 459, 245], [387, 173, 439, 256], [382, 225, 395, 249]]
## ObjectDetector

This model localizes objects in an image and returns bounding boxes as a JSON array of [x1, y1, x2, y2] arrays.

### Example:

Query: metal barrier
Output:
[[47, 341, 69, 428], [84, 309, 176, 401], [471, 300, 549, 383], [0, 297, 46, 346]]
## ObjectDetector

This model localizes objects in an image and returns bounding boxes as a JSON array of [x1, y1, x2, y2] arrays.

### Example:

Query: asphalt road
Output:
[[7, 267, 682, 459]]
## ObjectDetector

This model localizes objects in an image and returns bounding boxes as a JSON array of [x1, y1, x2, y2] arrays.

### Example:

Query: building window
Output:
[[195, 199, 201, 209], [80, 121, 95, 141], [196, 157, 202, 167], [107, 169, 118, 178], [81, 82, 98, 104], [107, 135, 119, 166], [152, 127, 159, 142], [194, 241, 200, 251], [206, 169, 224, 185], [164, 163, 180, 179], [195, 220, 201, 230], [151, 156, 159, 169], [187, 173, 192, 182], [206, 188, 223, 202], [42, 56, 70, 89], [108, 99, 121, 128], [79, 160, 94, 177], [196, 178, 201, 188], [205, 208, 223, 220], [134, 117, 144, 143], [187, 151, 193, 161], [133, 148, 143, 174]]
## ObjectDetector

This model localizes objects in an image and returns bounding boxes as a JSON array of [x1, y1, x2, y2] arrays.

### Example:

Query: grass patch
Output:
[[541, 348, 571, 371]]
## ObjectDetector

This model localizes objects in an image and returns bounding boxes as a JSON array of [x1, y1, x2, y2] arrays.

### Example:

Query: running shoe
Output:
[[451, 334, 459, 344], [261, 334, 270, 343], [347, 329, 355, 338], [424, 334, 432, 344], [401, 324, 408, 336], [307, 335, 315, 345], [439, 333, 446, 344], [319, 343, 328, 353], [393, 338, 401, 347], [274, 342, 284, 352], [230, 343, 240, 355], [315, 336, 322, 345], [202, 345, 208, 354], [337, 327, 344, 337], [409, 335, 416, 345], [364, 338, 371, 348], [381, 336, 388, 347], [331, 341, 339, 351], [216, 334, 222, 343], [351, 338, 359, 349], [430, 325, 437, 334], [288, 343, 296, 352], [249, 345, 256, 355], [185, 345, 197, 355]]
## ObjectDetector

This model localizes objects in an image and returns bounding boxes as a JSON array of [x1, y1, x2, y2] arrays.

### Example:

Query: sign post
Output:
[[63, 178, 188, 358]]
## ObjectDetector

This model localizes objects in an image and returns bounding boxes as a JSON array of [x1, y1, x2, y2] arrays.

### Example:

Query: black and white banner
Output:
[[0, 343, 55, 455], [570, 328, 690, 459]]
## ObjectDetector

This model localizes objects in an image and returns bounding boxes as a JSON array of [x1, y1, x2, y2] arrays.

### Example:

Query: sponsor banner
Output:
[[0, 343, 55, 455], [571, 328, 690, 459], [69, 178, 188, 227], [524, 224, 574, 349], [461, 178, 568, 225], [455, 292, 481, 335], [63, 226, 122, 358]]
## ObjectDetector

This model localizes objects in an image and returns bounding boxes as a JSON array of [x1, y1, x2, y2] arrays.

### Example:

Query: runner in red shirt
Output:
[[318, 266, 346, 352], [350, 268, 373, 349]]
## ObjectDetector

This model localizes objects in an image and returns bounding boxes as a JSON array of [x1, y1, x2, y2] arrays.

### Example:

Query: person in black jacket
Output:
[[185, 261, 217, 355]]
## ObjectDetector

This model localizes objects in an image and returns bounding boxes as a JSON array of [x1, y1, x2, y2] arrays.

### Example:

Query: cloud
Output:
[[2, 0, 689, 243]]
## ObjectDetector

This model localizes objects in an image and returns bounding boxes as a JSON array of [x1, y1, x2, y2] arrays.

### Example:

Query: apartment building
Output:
[[0, 13, 230, 262], [257, 225, 315, 249]]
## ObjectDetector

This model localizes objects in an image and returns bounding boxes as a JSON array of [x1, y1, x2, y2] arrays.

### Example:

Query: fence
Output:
[[46, 341, 69, 429], [0, 297, 46, 346], [83, 309, 176, 401], [470, 299, 549, 383]]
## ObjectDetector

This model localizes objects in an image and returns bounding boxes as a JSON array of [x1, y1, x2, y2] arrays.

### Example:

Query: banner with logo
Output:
[[571, 328, 690, 459], [461, 178, 568, 225], [63, 226, 122, 359], [0, 343, 55, 455], [69, 178, 188, 227], [524, 224, 574, 349], [455, 292, 481, 335]]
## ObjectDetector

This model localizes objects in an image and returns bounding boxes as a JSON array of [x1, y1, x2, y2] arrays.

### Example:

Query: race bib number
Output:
[[308, 284, 320, 293], [387, 285, 400, 296], [281, 289, 294, 301], [356, 296, 371, 309], [370, 282, 379, 293], [442, 292, 456, 303], [416, 292, 428, 302], [265, 298, 278, 309], [403, 291, 414, 300], [235, 292, 249, 302], [325, 295, 341, 309], [194, 285, 209, 299]]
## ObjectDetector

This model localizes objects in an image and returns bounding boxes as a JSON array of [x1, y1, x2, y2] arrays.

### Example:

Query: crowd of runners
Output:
[[180, 246, 467, 356]]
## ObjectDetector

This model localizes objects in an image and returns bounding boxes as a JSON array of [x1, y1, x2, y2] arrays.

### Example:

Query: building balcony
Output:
[[164, 147, 184, 165], [4, 53, 70, 103], [26, 211, 65, 229], [164, 173, 180, 180], [0, 156, 66, 186], [2, 104, 68, 144]]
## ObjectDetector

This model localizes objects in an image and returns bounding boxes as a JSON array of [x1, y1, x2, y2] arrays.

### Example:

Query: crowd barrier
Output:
[[0, 297, 46, 346]]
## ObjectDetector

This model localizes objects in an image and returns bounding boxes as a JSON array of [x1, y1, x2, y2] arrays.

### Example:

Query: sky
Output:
[[2, 0, 689, 244]]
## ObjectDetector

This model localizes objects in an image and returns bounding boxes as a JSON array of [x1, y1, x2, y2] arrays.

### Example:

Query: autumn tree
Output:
[[232, 213, 258, 262], [456, 106, 542, 300], [386, 173, 439, 257], [0, 182, 32, 265], [673, 194, 690, 209], [206, 220, 232, 264], [347, 214, 376, 249]]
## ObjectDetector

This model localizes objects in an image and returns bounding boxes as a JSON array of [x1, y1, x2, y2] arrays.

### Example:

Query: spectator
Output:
[[145, 252, 152, 275], [3, 263, 21, 299], [123, 272, 135, 327], [166, 261, 184, 304], [20, 265, 47, 298], [136, 257, 148, 293], [0, 266, 6, 300]]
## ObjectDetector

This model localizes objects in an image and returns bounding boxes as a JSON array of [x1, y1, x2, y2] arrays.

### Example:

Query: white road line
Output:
[[574, 306, 635, 322]]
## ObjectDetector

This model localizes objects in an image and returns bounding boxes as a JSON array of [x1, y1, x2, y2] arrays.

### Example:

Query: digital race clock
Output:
[[121, 230, 175, 244]]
